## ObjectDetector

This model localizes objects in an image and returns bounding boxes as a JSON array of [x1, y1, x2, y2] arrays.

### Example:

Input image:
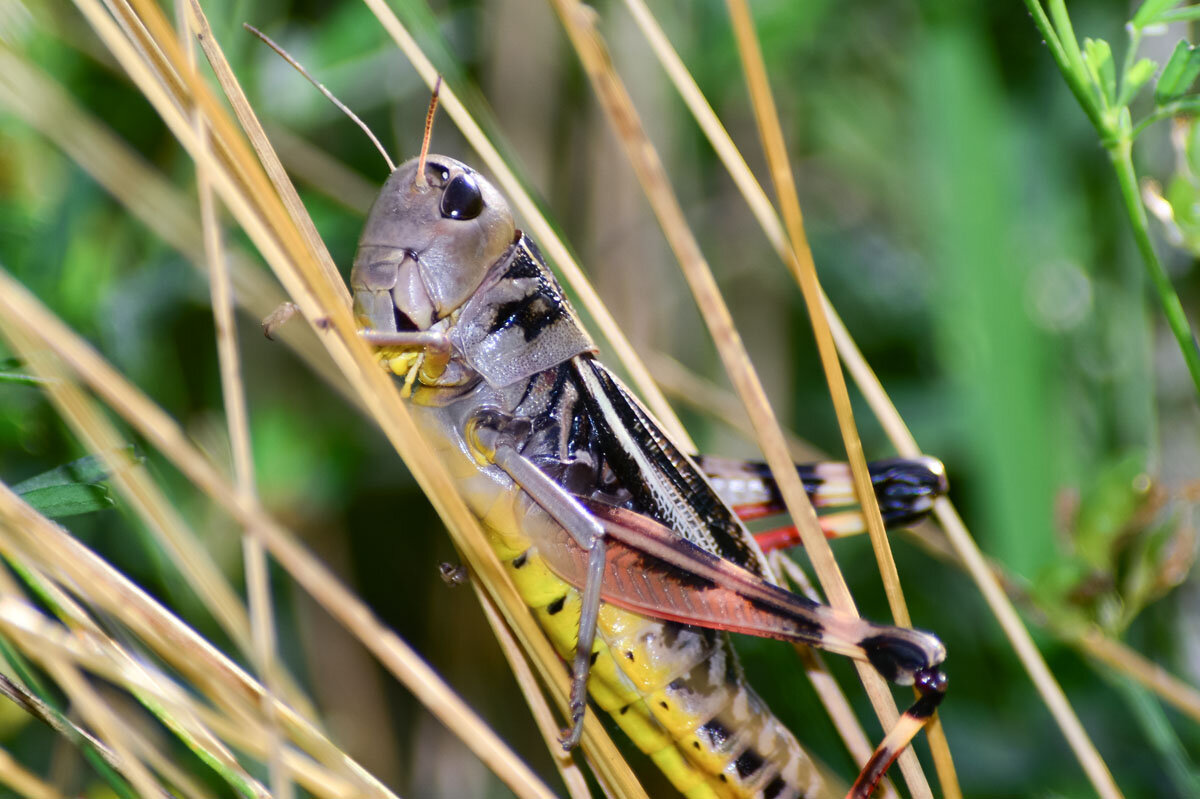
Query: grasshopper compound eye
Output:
[[440, 173, 484, 220]]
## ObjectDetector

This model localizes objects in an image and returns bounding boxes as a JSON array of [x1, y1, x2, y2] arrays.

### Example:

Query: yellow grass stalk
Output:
[[178, 6, 289, 797], [40, 658, 171, 799], [0, 480, 396, 799], [721, 1, 942, 794], [63, 0, 647, 792], [620, 3, 1126, 798], [545, 1, 926, 794], [0, 267, 565, 799], [0, 746, 68, 799]]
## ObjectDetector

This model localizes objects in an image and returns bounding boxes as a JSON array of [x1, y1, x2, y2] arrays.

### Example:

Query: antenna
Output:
[[414, 76, 443, 191], [244, 23, 396, 174]]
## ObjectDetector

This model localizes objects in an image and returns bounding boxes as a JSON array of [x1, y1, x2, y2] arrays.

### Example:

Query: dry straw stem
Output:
[[545, 0, 928, 794], [0, 478, 394, 799], [722, 0, 914, 640], [356, 0, 693, 451], [1076, 629, 1200, 726], [0, 746, 68, 799], [0, 596, 267, 799], [663, 351, 1200, 733], [471, 581, 595, 799], [0, 46, 351, 412], [178, 7, 289, 798], [721, 1, 947, 794], [182, 0, 348, 305], [623, 3, 1124, 798], [0, 263, 560, 799], [178, 0, 648, 791], [39, 656, 171, 799], [28, 0, 640, 791]]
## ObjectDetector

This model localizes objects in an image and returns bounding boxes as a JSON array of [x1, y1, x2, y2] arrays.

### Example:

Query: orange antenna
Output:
[[414, 76, 443, 190], [244, 23, 396, 173]]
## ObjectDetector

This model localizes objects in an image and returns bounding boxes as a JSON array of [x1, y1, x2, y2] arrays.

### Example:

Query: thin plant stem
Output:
[[1109, 140, 1200, 390], [178, 6, 290, 798], [1022, 0, 1200, 398]]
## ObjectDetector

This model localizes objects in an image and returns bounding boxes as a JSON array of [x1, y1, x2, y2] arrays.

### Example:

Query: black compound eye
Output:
[[440, 173, 484, 220]]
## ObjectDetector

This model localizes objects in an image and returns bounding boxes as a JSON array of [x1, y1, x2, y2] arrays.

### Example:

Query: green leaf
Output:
[[17, 484, 113, 518], [0, 357, 45, 386], [10, 449, 140, 518], [11, 448, 139, 494], [1119, 58, 1159, 106], [1133, 0, 1186, 29], [1084, 38, 1117, 106], [1156, 40, 1200, 103]]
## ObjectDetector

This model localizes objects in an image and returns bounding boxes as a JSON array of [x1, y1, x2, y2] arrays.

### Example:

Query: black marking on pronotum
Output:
[[733, 748, 765, 779], [546, 596, 566, 615], [511, 550, 528, 569], [501, 241, 544, 280], [624, 650, 635, 661], [489, 294, 564, 342], [485, 241, 568, 342], [589, 650, 599, 666]]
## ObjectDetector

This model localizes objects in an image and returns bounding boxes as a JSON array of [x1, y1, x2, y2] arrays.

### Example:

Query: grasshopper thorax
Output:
[[351, 155, 515, 333]]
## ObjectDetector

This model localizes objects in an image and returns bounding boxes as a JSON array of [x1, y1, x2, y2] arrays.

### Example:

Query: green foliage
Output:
[[1, 1, 1198, 797], [9, 449, 139, 518], [1157, 40, 1200, 104]]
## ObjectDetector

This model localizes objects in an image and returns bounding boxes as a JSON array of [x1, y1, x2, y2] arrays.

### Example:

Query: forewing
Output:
[[571, 358, 771, 575]]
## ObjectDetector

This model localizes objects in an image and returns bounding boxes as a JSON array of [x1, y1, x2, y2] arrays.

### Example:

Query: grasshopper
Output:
[[348, 135, 949, 797]]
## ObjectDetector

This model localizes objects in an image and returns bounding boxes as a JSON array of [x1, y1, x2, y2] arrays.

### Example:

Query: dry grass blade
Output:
[[721, 1, 939, 794], [68, 0, 645, 793], [471, 581, 593, 799], [545, 0, 926, 794], [620, 3, 1133, 797], [178, 6, 289, 797], [0, 746, 68, 799], [0, 267, 565, 799], [41, 658, 171, 799], [722, 0, 913, 636], [0, 478, 395, 799], [0, 46, 351, 412]]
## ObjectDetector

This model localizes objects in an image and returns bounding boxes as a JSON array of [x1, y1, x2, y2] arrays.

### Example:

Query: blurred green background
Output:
[[1, 0, 1199, 797]]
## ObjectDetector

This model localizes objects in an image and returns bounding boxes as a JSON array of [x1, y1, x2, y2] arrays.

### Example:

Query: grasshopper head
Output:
[[351, 155, 515, 333]]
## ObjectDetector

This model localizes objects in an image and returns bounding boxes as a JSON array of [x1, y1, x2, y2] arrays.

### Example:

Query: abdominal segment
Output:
[[489, 515, 829, 799]]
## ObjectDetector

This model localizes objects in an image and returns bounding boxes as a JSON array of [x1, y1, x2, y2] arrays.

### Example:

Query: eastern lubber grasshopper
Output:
[[348, 137, 950, 797]]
